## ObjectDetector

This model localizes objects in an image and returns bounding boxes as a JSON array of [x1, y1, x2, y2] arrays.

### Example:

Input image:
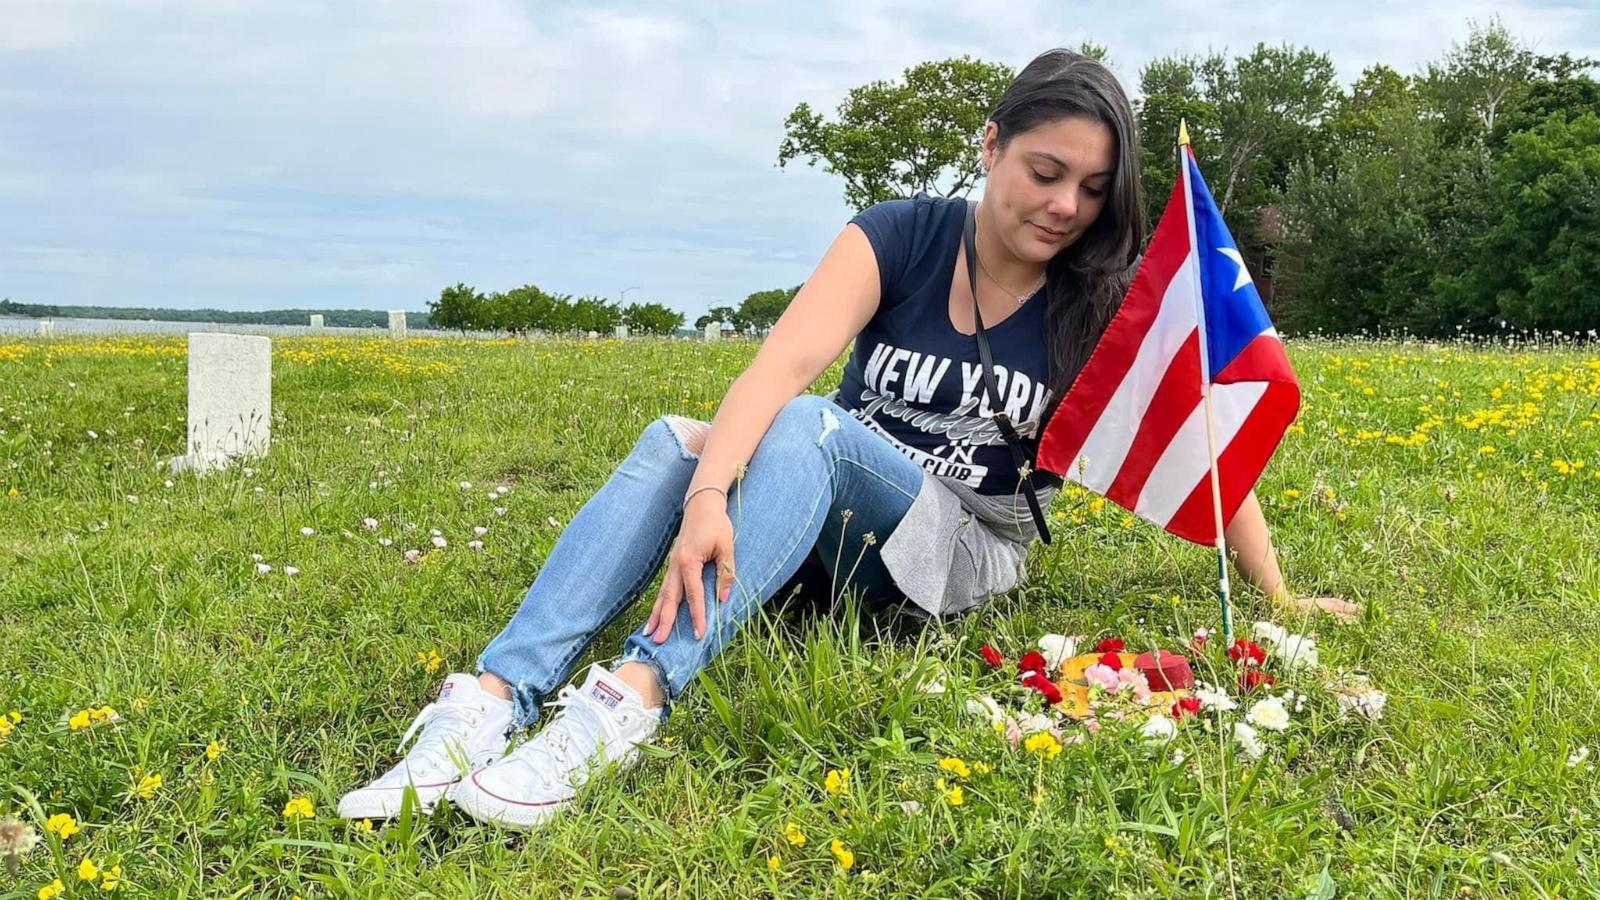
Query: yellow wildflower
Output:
[[78, 857, 99, 881], [205, 739, 226, 761], [352, 818, 374, 834], [829, 838, 854, 871], [937, 757, 970, 778], [823, 768, 849, 796], [282, 796, 315, 819], [1024, 732, 1063, 759], [767, 855, 781, 872], [134, 773, 162, 800], [783, 822, 806, 847], [973, 761, 993, 775], [45, 813, 79, 840], [936, 778, 965, 806], [416, 650, 444, 674], [68, 710, 92, 731], [38, 878, 64, 900], [1282, 489, 1300, 499], [6, 487, 17, 497], [99, 865, 122, 891], [0, 710, 18, 743], [90, 707, 117, 724]]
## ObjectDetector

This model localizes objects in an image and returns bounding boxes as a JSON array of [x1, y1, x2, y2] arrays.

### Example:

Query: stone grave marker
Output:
[[703, 322, 720, 342], [170, 333, 272, 474], [308, 314, 324, 330], [388, 310, 408, 338]]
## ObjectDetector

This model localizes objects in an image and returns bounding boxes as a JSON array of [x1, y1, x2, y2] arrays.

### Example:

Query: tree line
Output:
[[425, 284, 685, 335], [779, 21, 1600, 335], [0, 299, 432, 329]]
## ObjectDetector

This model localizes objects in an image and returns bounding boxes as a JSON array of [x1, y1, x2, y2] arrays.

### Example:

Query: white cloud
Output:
[[0, 0, 1594, 314]]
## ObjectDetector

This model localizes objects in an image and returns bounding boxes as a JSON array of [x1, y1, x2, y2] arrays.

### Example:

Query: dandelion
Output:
[[823, 768, 850, 796], [829, 838, 854, 871], [1246, 697, 1291, 732], [937, 757, 970, 778], [362, 517, 379, 530], [935, 777, 965, 806], [282, 796, 315, 819], [767, 855, 781, 872], [134, 773, 162, 800], [1024, 732, 1063, 759], [783, 822, 806, 847], [299, 527, 315, 537], [205, 739, 226, 761], [78, 857, 98, 881], [38, 878, 64, 900], [416, 650, 444, 674], [44, 814, 79, 840]]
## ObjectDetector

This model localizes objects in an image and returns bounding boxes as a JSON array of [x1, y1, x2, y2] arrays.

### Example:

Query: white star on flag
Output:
[[1217, 247, 1251, 291]]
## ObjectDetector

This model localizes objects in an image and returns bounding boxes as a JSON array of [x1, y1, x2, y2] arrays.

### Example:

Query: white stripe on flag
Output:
[[1074, 254, 1200, 492], [1136, 380, 1270, 525]]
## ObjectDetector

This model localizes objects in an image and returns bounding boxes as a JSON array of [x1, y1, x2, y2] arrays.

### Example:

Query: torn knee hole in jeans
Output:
[[817, 407, 840, 446], [663, 415, 710, 458]]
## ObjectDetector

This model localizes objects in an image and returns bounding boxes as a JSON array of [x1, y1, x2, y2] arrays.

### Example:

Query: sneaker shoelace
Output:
[[393, 699, 484, 777], [512, 684, 622, 790]]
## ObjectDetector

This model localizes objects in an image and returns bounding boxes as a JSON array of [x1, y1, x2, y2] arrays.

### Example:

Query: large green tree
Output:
[[735, 286, 801, 334], [778, 56, 1014, 211], [622, 302, 685, 335]]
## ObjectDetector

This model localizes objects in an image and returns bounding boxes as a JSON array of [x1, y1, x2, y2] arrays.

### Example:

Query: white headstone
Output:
[[388, 310, 408, 338], [37, 319, 55, 337], [614, 324, 629, 339], [308, 314, 324, 330], [170, 333, 271, 474], [703, 322, 720, 342]]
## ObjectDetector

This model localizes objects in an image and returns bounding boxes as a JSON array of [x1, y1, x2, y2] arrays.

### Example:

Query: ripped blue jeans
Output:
[[475, 394, 925, 728]]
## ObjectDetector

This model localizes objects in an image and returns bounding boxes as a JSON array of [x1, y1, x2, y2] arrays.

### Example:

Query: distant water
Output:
[[0, 316, 478, 338]]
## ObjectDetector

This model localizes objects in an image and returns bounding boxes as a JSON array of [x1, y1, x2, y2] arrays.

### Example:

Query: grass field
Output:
[[2, 333, 1598, 898]]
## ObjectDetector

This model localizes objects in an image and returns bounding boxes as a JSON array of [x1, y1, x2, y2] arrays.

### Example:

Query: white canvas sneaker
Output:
[[453, 664, 660, 829], [337, 674, 514, 819]]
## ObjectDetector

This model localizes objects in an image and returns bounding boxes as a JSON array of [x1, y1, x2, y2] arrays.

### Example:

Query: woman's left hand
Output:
[[1271, 593, 1361, 622]]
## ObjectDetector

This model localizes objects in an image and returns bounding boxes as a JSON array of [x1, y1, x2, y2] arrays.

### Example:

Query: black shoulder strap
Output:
[[964, 200, 1052, 544]]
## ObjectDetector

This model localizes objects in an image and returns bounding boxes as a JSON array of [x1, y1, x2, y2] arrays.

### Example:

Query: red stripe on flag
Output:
[[1103, 328, 1202, 509], [1213, 333, 1297, 386], [1038, 178, 1190, 476], [1161, 380, 1302, 544]]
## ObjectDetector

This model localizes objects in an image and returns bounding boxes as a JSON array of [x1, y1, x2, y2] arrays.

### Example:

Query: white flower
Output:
[[431, 535, 447, 549], [496, 485, 510, 495], [87, 429, 99, 439], [251, 553, 264, 562], [1232, 722, 1266, 759], [494, 506, 508, 517], [473, 525, 488, 537], [1568, 746, 1590, 768], [300, 527, 315, 537], [1277, 634, 1319, 669], [964, 695, 1005, 726], [361, 517, 379, 531], [1193, 682, 1237, 712], [1015, 713, 1055, 735], [1252, 620, 1288, 647], [163, 480, 174, 489], [546, 516, 560, 528], [1246, 696, 1291, 732], [1171, 748, 1186, 765], [1141, 714, 1178, 745], [467, 540, 484, 551], [377, 537, 393, 547], [283, 566, 300, 576], [243, 467, 254, 477], [1335, 688, 1387, 720], [1037, 633, 1079, 670], [368, 481, 378, 489], [254, 486, 263, 494], [403, 549, 421, 562], [254, 562, 272, 575], [430, 528, 442, 537], [125, 494, 138, 504], [459, 481, 473, 490]]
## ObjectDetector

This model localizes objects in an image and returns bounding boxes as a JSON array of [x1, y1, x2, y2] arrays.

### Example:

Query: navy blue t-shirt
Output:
[[833, 193, 1053, 495]]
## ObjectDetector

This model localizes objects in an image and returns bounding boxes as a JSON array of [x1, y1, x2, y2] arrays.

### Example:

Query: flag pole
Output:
[[1178, 119, 1235, 646]]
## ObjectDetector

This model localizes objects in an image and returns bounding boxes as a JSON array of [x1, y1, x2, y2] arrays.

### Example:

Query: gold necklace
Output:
[[974, 225, 1046, 305]]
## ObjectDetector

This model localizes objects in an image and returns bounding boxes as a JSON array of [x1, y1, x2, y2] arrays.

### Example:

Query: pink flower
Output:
[[404, 549, 421, 562], [1117, 669, 1152, 702], [1084, 664, 1120, 693], [1192, 627, 1210, 650]]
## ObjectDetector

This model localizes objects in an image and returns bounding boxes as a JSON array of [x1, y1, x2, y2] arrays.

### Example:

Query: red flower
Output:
[[1227, 639, 1267, 667], [1239, 669, 1277, 692], [1096, 652, 1124, 671], [980, 643, 1004, 669], [1021, 671, 1064, 705], [1018, 651, 1048, 676], [1171, 696, 1202, 718], [1191, 627, 1210, 651], [1094, 638, 1126, 654]]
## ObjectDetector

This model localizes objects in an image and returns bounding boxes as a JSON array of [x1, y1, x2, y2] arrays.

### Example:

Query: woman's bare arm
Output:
[[1225, 489, 1359, 621]]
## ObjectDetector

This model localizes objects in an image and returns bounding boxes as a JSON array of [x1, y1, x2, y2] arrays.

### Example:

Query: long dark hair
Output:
[[989, 49, 1145, 428]]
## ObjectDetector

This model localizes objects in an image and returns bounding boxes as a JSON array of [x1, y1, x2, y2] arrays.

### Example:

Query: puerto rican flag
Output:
[[1037, 143, 1299, 545]]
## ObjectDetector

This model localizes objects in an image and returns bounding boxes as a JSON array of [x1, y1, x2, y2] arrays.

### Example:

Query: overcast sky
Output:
[[2, 1, 1596, 319]]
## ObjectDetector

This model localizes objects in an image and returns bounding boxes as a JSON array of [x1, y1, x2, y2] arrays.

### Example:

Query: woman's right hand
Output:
[[645, 493, 737, 643]]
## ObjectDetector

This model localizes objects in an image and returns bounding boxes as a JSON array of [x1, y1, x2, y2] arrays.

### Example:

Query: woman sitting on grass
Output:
[[338, 48, 1355, 829]]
